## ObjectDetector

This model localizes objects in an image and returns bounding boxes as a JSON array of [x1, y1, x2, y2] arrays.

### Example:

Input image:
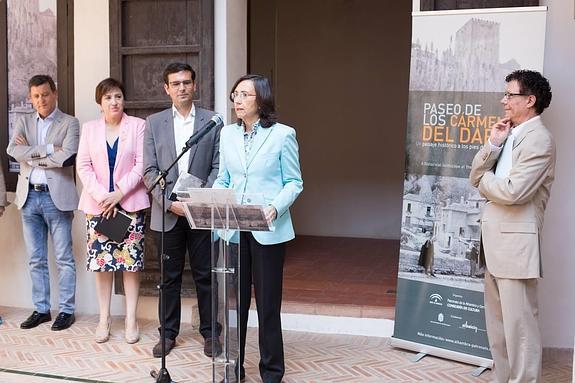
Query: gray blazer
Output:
[[0, 157, 7, 207], [143, 106, 222, 231], [6, 109, 80, 211]]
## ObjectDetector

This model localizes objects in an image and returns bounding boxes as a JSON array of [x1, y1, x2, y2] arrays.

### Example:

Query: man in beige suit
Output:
[[469, 70, 555, 383], [7, 75, 79, 331]]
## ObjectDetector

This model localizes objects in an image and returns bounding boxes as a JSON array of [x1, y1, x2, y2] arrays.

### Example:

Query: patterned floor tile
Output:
[[0, 306, 571, 382]]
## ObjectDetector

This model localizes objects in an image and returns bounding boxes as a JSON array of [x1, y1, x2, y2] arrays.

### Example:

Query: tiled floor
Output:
[[0, 307, 572, 383], [283, 236, 398, 319], [1, 238, 572, 382]]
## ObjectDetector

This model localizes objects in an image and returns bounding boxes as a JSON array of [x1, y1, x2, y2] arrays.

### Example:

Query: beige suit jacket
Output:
[[469, 117, 556, 279], [0, 158, 7, 207], [6, 109, 80, 211]]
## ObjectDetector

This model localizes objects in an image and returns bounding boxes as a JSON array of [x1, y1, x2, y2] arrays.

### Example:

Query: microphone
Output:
[[185, 114, 223, 148]]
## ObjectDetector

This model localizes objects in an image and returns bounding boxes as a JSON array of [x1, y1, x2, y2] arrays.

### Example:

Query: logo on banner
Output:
[[429, 293, 443, 305]]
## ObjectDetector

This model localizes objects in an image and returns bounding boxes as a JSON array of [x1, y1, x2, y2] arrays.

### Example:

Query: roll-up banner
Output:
[[391, 7, 547, 367]]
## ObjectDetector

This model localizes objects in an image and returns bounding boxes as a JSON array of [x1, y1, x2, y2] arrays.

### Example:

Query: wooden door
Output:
[[109, 0, 214, 118]]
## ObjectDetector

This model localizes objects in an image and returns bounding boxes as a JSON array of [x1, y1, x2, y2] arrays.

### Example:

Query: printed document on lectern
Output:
[[177, 189, 272, 231]]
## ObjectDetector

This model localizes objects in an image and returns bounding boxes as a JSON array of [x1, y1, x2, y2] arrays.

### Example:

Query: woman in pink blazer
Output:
[[77, 78, 149, 344]]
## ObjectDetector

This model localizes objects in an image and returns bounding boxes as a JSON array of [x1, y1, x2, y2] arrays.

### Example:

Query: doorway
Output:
[[248, 0, 413, 318]]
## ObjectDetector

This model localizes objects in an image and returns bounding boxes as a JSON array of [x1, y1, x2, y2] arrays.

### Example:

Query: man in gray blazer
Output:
[[143, 63, 223, 358], [470, 70, 555, 383], [7, 75, 79, 331]]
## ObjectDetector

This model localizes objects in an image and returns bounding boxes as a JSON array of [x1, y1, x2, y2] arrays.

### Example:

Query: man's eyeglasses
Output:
[[169, 80, 194, 88], [502, 92, 528, 100], [230, 91, 256, 102]]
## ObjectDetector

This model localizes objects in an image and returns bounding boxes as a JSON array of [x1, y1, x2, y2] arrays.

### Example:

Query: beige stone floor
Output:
[[0, 306, 572, 383]]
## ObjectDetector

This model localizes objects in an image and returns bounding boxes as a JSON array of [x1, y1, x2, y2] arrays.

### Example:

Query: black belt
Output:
[[29, 184, 49, 192]]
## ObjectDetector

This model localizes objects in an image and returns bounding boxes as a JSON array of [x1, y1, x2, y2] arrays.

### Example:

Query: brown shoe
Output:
[[204, 337, 222, 357], [152, 338, 176, 358]]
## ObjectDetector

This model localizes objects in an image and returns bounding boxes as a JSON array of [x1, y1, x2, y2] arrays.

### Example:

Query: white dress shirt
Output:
[[172, 104, 196, 175], [493, 116, 540, 178], [29, 110, 56, 185]]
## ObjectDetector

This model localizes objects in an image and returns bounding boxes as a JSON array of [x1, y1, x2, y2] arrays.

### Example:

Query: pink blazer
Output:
[[77, 114, 150, 214]]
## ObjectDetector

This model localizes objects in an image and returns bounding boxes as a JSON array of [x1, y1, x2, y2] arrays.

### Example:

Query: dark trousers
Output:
[[155, 217, 213, 340], [239, 232, 285, 383]]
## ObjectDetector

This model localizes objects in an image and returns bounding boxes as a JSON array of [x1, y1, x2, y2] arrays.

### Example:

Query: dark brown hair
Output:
[[163, 63, 196, 85], [95, 78, 125, 104], [28, 74, 56, 92], [505, 70, 552, 115], [230, 74, 277, 128]]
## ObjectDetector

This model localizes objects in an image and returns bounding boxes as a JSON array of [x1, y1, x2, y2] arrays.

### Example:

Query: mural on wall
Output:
[[7, 0, 57, 172]]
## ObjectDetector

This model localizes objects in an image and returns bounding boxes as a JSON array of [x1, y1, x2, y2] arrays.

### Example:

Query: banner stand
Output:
[[392, 6, 547, 371], [390, 338, 492, 369]]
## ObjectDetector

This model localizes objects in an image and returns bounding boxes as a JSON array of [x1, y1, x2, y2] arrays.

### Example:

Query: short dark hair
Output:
[[28, 75, 56, 92], [505, 70, 552, 115], [95, 77, 125, 104], [163, 63, 196, 85], [230, 74, 277, 128]]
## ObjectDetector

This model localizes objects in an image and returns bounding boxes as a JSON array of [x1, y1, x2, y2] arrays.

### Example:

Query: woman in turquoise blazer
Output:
[[213, 74, 303, 383]]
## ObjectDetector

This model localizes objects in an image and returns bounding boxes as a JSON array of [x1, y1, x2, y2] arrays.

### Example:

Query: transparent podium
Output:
[[178, 188, 272, 383]]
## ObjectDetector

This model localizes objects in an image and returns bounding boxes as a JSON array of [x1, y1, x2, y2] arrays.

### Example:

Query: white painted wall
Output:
[[215, 0, 247, 123], [539, 0, 575, 348]]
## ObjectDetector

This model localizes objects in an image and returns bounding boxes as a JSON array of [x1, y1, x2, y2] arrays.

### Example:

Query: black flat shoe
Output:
[[204, 337, 223, 357], [152, 338, 176, 358], [20, 311, 51, 329], [51, 312, 75, 331]]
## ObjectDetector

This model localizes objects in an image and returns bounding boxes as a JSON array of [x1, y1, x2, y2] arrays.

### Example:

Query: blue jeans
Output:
[[21, 190, 76, 314]]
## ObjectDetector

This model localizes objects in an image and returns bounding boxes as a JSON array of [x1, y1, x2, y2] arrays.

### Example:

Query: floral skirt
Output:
[[86, 211, 145, 272]]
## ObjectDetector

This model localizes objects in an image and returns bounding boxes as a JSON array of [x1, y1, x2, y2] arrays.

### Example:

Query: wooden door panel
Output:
[[122, 53, 201, 102], [121, 0, 201, 47], [110, 0, 214, 115]]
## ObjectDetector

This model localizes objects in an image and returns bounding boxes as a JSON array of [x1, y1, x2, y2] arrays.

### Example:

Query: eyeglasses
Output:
[[502, 92, 528, 100], [230, 91, 256, 102], [169, 80, 194, 88]]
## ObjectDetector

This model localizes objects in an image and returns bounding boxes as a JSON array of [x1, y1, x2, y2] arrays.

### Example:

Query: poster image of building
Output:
[[398, 174, 485, 291], [410, 10, 545, 93]]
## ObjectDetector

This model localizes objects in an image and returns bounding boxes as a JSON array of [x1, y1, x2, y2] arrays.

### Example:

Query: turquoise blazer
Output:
[[213, 121, 303, 245]]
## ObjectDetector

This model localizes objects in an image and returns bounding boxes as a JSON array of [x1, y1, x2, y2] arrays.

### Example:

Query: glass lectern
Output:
[[178, 188, 272, 383]]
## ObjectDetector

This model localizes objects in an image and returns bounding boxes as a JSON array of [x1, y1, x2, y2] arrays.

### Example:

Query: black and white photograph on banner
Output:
[[398, 174, 485, 291], [409, 9, 545, 93]]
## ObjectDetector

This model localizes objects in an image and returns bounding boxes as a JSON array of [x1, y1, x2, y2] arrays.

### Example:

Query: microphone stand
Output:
[[148, 116, 220, 382], [148, 143, 194, 383]]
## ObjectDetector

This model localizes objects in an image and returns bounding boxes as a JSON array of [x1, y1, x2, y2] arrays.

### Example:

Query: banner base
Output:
[[390, 337, 493, 369]]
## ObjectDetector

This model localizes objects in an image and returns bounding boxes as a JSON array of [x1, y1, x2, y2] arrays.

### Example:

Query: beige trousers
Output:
[[484, 269, 542, 383]]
